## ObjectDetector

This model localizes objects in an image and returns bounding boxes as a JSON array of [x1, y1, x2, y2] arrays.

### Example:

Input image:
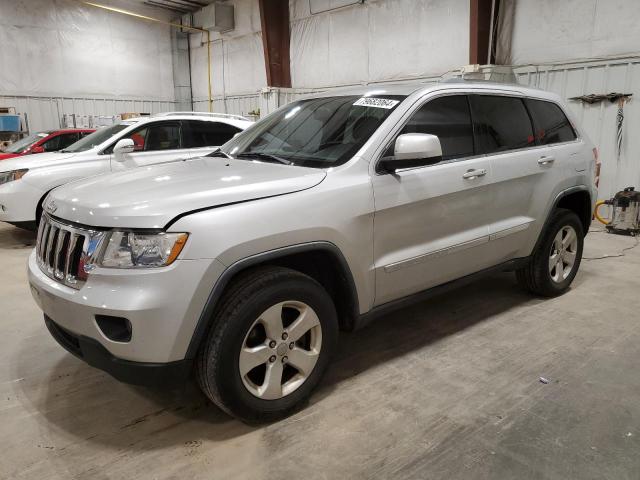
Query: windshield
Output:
[[4, 132, 49, 153], [61, 123, 131, 153], [217, 95, 406, 168]]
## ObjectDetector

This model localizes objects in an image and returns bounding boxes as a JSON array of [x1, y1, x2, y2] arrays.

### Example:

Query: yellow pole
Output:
[[207, 31, 212, 112], [82, 1, 213, 112]]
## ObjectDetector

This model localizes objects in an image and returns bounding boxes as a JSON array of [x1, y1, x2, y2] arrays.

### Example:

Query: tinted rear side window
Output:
[[525, 99, 577, 145], [183, 120, 241, 148], [57, 133, 80, 150], [469, 95, 534, 154], [399, 95, 474, 160]]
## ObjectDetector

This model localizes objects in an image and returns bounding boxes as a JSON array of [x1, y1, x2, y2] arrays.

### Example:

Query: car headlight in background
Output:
[[99, 231, 189, 268], [0, 169, 28, 185]]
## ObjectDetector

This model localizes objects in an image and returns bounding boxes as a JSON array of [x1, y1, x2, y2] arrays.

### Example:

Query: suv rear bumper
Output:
[[45, 315, 192, 386]]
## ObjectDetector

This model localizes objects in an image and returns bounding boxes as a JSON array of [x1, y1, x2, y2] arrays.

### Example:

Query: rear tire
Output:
[[516, 208, 584, 297], [196, 266, 338, 423]]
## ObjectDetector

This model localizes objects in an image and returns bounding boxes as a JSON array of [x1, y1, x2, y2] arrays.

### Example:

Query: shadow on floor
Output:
[[322, 272, 541, 395], [0, 224, 36, 249]]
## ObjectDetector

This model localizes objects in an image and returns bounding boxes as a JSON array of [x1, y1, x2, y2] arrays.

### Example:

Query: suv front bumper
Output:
[[28, 250, 225, 384], [44, 315, 192, 385], [0, 180, 41, 223]]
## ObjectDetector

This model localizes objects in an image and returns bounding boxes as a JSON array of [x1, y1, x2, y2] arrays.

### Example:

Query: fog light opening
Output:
[[95, 315, 132, 342]]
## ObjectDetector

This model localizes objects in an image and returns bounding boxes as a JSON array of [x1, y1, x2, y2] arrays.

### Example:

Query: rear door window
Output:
[[396, 95, 474, 161], [41, 136, 62, 152], [469, 95, 535, 154], [525, 99, 577, 145], [56, 133, 80, 150], [182, 120, 242, 148]]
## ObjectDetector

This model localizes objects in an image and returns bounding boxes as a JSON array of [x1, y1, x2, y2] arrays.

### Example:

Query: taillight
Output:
[[592, 147, 601, 188]]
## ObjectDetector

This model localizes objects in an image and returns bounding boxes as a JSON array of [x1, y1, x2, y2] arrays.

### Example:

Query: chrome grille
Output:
[[36, 215, 104, 289]]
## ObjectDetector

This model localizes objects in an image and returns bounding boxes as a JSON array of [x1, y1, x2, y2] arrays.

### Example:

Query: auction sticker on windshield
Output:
[[353, 97, 400, 109]]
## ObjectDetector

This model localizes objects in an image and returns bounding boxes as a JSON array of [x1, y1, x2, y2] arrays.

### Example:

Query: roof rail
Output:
[[154, 111, 251, 121]]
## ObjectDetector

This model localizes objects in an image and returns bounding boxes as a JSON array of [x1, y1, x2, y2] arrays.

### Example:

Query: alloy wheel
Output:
[[239, 301, 322, 400], [549, 225, 578, 283]]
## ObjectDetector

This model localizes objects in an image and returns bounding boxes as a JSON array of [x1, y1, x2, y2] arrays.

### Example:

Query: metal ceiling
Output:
[[138, 0, 216, 14]]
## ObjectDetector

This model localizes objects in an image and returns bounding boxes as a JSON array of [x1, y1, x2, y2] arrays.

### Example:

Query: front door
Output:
[[371, 94, 497, 306], [110, 121, 188, 170]]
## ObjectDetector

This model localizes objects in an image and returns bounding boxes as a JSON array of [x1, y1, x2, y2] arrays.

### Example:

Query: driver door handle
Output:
[[462, 168, 487, 179], [538, 155, 555, 165]]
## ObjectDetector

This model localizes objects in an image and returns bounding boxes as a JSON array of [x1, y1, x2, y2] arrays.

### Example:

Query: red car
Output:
[[0, 128, 95, 160]]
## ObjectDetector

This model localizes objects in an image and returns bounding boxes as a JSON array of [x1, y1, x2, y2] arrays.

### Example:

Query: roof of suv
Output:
[[119, 112, 253, 130], [309, 80, 561, 103], [150, 111, 253, 129]]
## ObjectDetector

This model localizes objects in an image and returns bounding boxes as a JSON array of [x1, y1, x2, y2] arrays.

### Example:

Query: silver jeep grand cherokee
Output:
[[29, 81, 598, 422]]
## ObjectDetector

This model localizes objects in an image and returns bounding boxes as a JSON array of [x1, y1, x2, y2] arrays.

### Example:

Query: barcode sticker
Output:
[[353, 97, 400, 109]]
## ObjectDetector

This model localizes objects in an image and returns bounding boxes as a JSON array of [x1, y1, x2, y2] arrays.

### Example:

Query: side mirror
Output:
[[30, 145, 45, 154], [378, 133, 443, 173], [113, 138, 135, 159], [233, 132, 242, 138]]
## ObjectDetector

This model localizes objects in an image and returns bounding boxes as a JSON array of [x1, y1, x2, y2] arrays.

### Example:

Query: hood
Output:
[[47, 156, 327, 229], [0, 151, 80, 171]]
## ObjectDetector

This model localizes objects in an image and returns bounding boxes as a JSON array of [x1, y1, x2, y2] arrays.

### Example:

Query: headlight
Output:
[[0, 169, 28, 185], [99, 231, 189, 268]]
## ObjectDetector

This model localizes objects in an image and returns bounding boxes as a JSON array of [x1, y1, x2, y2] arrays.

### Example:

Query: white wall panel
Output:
[[514, 58, 640, 201], [0, 0, 180, 132], [509, 0, 640, 65], [187, 0, 267, 106], [290, 0, 469, 88], [0, 0, 175, 100]]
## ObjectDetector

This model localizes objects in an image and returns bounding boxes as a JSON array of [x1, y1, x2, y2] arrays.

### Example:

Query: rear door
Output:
[[467, 94, 540, 262], [474, 95, 579, 260], [110, 121, 187, 171], [182, 120, 242, 158], [371, 94, 497, 305]]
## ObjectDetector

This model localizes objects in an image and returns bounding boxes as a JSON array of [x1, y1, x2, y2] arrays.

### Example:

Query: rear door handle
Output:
[[462, 168, 487, 179], [538, 155, 555, 165]]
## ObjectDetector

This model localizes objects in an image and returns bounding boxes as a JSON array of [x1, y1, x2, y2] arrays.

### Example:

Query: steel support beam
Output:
[[258, 0, 291, 88], [470, 0, 498, 64]]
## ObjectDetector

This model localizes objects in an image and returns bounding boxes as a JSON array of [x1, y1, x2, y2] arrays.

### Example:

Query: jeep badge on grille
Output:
[[45, 200, 57, 214]]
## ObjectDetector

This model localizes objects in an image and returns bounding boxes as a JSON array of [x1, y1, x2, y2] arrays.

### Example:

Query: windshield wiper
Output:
[[236, 152, 292, 165]]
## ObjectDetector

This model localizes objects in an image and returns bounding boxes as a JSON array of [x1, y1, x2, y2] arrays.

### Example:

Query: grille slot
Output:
[[35, 215, 100, 289]]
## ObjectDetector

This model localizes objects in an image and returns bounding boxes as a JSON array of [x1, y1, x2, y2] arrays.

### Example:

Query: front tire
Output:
[[516, 208, 584, 297], [196, 266, 338, 423]]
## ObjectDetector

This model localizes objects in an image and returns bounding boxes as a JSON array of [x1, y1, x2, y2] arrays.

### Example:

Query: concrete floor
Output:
[[1, 221, 639, 480]]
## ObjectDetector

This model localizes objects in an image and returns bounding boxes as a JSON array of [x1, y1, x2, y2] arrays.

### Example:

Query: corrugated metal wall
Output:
[[513, 57, 640, 201], [193, 93, 260, 117], [0, 95, 178, 133]]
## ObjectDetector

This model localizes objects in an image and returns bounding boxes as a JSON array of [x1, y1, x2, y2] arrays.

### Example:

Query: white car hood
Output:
[[0, 151, 80, 171], [47, 156, 327, 229]]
